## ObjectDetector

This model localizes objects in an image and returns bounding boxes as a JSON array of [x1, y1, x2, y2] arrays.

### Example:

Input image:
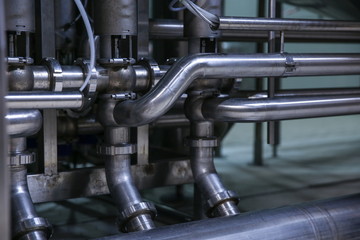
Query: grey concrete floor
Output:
[[36, 115, 360, 239]]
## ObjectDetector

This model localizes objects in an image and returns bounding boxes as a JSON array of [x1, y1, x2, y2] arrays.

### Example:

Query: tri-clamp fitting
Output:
[[186, 134, 240, 217]]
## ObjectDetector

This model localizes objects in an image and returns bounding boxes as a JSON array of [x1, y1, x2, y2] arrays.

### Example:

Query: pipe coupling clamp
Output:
[[13, 217, 53, 240], [205, 190, 239, 213], [9, 152, 36, 166], [97, 143, 137, 155], [118, 201, 157, 231], [42, 57, 63, 92], [186, 137, 218, 148]]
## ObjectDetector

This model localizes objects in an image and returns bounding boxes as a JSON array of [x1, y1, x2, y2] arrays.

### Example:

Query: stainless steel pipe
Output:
[[202, 95, 360, 122], [10, 138, 52, 240], [7, 110, 42, 137], [101, 127, 156, 232], [96, 193, 360, 240], [189, 121, 240, 218], [114, 53, 360, 127], [216, 16, 360, 32], [149, 19, 360, 42], [6, 91, 83, 109]]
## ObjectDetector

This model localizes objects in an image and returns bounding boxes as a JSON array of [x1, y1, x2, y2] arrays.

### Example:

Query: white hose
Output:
[[74, 0, 95, 92]]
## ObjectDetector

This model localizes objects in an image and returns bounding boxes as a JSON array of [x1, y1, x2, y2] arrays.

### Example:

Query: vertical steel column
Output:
[[0, 0, 10, 238], [253, 0, 266, 166], [136, 0, 150, 166], [36, 0, 58, 176], [267, 0, 277, 146]]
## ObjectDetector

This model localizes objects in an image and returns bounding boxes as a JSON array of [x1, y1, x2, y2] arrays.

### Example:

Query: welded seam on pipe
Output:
[[113, 53, 360, 127]]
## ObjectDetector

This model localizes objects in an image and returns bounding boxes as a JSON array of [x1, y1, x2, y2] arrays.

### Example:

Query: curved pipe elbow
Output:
[[113, 54, 217, 127], [7, 110, 43, 137]]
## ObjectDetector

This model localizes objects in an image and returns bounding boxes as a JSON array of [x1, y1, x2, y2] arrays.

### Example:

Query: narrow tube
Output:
[[202, 95, 360, 122], [217, 16, 360, 32], [113, 53, 360, 126], [149, 19, 360, 42], [96, 193, 360, 240], [7, 110, 42, 137], [6, 91, 83, 109]]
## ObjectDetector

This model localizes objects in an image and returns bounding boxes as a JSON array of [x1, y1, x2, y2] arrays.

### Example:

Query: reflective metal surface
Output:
[[202, 95, 360, 122], [7, 110, 42, 137], [114, 53, 360, 126], [97, 193, 360, 240], [6, 91, 83, 109], [217, 16, 360, 32]]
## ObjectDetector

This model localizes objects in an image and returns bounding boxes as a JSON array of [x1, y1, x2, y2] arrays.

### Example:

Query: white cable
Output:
[[74, 0, 95, 92], [170, 0, 219, 28]]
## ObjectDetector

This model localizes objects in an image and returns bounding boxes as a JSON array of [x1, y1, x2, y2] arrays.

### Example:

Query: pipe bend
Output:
[[113, 53, 225, 127], [7, 110, 43, 137]]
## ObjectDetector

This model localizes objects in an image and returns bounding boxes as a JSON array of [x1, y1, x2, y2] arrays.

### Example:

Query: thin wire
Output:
[[73, 0, 95, 92]]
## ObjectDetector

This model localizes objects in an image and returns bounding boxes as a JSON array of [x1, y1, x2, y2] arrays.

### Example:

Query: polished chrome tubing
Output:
[[189, 121, 240, 217], [102, 127, 156, 232], [10, 138, 52, 240], [113, 53, 360, 127], [7, 110, 42, 137], [6, 91, 83, 109], [216, 16, 360, 32], [96, 193, 360, 240], [202, 95, 360, 122], [149, 19, 360, 42]]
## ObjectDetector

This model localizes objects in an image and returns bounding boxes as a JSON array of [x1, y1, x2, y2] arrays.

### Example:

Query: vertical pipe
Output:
[[267, 0, 276, 145], [101, 127, 156, 232], [0, 0, 9, 238], [189, 120, 240, 218]]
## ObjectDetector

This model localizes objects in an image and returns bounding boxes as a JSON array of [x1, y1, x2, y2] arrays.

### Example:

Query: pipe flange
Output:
[[205, 190, 239, 213], [13, 217, 53, 240], [186, 137, 218, 148], [97, 143, 137, 156], [138, 58, 162, 88], [9, 152, 36, 166], [42, 57, 63, 92], [118, 201, 157, 232]]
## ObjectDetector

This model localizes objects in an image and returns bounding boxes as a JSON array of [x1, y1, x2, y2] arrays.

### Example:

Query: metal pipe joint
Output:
[[186, 119, 240, 218], [98, 127, 156, 232], [10, 138, 52, 240]]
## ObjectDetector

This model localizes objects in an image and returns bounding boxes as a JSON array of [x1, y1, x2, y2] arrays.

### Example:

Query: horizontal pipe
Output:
[[6, 91, 83, 109], [149, 19, 360, 42], [7, 110, 42, 137], [240, 88, 360, 99], [217, 16, 360, 32], [202, 95, 360, 122], [113, 53, 360, 126], [96, 193, 360, 240]]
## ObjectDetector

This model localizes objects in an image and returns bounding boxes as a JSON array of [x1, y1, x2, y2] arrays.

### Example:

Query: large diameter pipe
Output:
[[217, 16, 360, 32], [202, 95, 360, 122], [7, 110, 42, 137], [97, 193, 360, 240], [6, 91, 83, 109], [113, 53, 360, 127]]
